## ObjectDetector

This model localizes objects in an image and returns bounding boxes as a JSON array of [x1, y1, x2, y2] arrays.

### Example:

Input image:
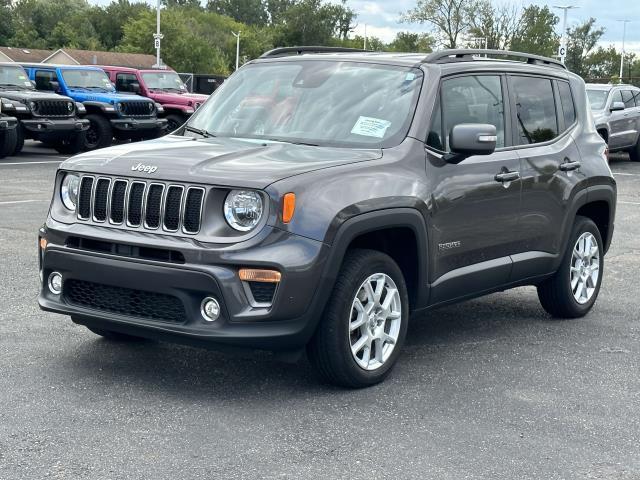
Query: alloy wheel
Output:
[[570, 232, 600, 304]]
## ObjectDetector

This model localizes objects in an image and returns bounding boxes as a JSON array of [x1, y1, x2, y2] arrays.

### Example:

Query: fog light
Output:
[[201, 297, 220, 322], [48, 272, 62, 295]]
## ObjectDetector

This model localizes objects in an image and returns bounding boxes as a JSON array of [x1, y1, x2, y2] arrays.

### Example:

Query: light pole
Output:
[[364, 24, 367, 50], [553, 5, 578, 64], [152, 0, 164, 69], [618, 20, 631, 84], [232, 31, 241, 71]]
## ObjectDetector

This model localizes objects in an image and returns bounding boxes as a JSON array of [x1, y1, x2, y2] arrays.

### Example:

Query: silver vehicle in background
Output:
[[586, 83, 640, 161]]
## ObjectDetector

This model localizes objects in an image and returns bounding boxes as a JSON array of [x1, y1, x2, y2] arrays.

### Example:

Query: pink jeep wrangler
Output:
[[99, 66, 209, 132]]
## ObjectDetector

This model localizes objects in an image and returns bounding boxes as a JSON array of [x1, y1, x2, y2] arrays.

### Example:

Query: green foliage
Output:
[[387, 32, 435, 53], [510, 5, 559, 57], [206, 0, 268, 26], [402, 0, 479, 49], [565, 18, 605, 78]]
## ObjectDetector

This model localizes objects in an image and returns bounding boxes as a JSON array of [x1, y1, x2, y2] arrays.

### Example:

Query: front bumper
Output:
[[38, 220, 331, 352], [110, 117, 168, 132], [0, 116, 18, 130], [21, 118, 89, 134]]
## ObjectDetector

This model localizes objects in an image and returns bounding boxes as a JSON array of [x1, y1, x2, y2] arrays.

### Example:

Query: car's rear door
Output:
[[608, 89, 635, 149], [425, 73, 522, 304]]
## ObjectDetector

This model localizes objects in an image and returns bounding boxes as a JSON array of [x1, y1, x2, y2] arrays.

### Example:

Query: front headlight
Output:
[[61, 173, 80, 211], [116, 102, 124, 113], [223, 190, 263, 232], [67, 101, 74, 113], [28, 101, 37, 111]]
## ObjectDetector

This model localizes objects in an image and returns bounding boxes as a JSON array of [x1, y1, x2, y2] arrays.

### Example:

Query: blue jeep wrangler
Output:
[[21, 64, 167, 150]]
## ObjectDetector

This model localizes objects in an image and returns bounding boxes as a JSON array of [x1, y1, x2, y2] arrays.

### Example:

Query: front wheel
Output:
[[84, 114, 113, 150], [307, 249, 409, 388], [53, 131, 86, 155], [537, 216, 604, 318], [0, 126, 17, 158], [165, 113, 186, 133], [629, 135, 640, 162]]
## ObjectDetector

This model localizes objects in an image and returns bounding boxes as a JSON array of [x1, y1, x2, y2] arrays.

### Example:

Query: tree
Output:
[[0, 0, 14, 45], [467, 1, 521, 50], [387, 32, 435, 53], [87, 0, 152, 51], [510, 5, 559, 57], [206, 0, 268, 26], [401, 0, 479, 49], [565, 18, 605, 77]]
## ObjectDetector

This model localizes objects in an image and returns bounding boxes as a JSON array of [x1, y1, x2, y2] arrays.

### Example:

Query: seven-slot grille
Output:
[[120, 101, 154, 117], [77, 176, 205, 234], [33, 99, 72, 117]]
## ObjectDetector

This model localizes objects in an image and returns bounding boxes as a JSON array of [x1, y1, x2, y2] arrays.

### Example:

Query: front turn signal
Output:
[[239, 268, 282, 283], [282, 193, 296, 224]]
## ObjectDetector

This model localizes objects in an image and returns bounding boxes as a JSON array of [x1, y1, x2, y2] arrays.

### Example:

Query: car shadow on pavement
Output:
[[56, 288, 571, 398]]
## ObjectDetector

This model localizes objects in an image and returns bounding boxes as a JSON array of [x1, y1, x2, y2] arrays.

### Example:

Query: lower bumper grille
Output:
[[64, 279, 186, 323]]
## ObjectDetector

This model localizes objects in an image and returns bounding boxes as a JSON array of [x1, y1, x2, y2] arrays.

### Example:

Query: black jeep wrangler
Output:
[[0, 63, 89, 155], [38, 48, 616, 387]]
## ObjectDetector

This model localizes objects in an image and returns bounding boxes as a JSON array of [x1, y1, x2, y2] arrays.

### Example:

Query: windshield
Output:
[[61, 69, 115, 92], [186, 60, 423, 148], [586, 89, 609, 110], [142, 71, 186, 91], [0, 65, 32, 89]]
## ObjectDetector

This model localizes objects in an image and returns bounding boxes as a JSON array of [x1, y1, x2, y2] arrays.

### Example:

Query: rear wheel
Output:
[[307, 249, 409, 388], [53, 131, 86, 155], [84, 114, 113, 150], [86, 326, 144, 342], [0, 127, 17, 158], [538, 216, 604, 318]]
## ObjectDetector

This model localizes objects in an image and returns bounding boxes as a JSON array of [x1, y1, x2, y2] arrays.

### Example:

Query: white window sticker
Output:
[[351, 116, 392, 138]]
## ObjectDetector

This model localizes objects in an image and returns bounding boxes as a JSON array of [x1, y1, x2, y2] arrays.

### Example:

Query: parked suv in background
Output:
[[20, 64, 167, 150], [99, 66, 208, 132], [0, 105, 18, 158], [38, 48, 615, 387], [586, 83, 640, 161], [0, 63, 89, 154]]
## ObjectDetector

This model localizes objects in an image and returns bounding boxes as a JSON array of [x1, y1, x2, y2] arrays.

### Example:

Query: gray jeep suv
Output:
[[38, 48, 616, 387], [587, 83, 640, 161]]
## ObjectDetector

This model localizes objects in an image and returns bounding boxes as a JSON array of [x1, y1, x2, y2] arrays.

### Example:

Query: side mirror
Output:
[[610, 101, 625, 112], [49, 80, 60, 93], [130, 82, 141, 93], [445, 123, 497, 164]]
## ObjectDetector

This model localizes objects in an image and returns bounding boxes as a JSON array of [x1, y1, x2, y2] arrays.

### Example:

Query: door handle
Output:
[[494, 171, 520, 183], [559, 159, 581, 171]]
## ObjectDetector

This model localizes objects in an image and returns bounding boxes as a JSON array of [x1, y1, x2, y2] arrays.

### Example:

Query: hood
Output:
[[67, 90, 152, 104], [0, 89, 73, 103], [148, 91, 208, 105], [61, 135, 382, 189]]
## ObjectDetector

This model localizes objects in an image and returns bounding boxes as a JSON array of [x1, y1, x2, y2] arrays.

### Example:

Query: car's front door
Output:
[[425, 73, 522, 305]]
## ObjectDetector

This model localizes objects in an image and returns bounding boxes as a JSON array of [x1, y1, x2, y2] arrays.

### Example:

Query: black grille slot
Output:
[[110, 180, 127, 224], [64, 279, 185, 323], [120, 101, 153, 117], [145, 184, 164, 229], [248, 282, 277, 304], [127, 182, 145, 226], [66, 236, 185, 264], [34, 99, 72, 117], [93, 178, 110, 221], [163, 186, 183, 231], [183, 188, 204, 233], [77, 177, 94, 219]]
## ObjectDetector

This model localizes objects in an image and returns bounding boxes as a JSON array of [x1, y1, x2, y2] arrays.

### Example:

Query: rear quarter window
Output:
[[510, 76, 558, 145], [557, 81, 576, 129]]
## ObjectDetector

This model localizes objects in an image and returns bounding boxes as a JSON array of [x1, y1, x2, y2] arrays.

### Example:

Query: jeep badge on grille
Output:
[[131, 163, 158, 174]]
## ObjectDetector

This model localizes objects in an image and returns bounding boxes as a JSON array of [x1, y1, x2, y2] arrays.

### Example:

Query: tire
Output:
[[13, 124, 24, 155], [307, 249, 409, 388], [142, 126, 165, 140], [537, 216, 604, 318], [165, 113, 186, 133], [629, 136, 640, 162], [0, 126, 17, 158], [84, 114, 113, 150], [86, 326, 144, 342], [53, 131, 86, 155]]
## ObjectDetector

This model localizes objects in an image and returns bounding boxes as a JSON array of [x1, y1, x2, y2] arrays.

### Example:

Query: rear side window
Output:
[[35, 70, 56, 90], [557, 81, 576, 128], [116, 73, 137, 92], [511, 76, 558, 144], [622, 90, 636, 108], [432, 75, 505, 151]]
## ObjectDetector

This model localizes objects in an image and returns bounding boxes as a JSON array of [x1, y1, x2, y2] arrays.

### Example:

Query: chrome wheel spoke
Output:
[[351, 335, 368, 355]]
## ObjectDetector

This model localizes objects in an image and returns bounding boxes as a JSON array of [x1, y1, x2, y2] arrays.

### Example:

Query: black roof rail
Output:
[[261, 46, 371, 58], [423, 49, 567, 70]]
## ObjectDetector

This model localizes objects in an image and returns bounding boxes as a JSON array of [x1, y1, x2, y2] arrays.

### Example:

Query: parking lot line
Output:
[[619, 201, 640, 205], [0, 199, 49, 205], [612, 172, 640, 176], [0, 160, 64, 166]]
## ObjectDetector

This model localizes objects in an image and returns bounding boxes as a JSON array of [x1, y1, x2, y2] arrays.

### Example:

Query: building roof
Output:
[[0, 46, 54, 63], [48, 49, 160, 69]]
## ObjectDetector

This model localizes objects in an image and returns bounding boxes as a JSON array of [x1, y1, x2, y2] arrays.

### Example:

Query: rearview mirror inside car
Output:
[[445, 123, 497, 164], [610, 101, 625, 112]]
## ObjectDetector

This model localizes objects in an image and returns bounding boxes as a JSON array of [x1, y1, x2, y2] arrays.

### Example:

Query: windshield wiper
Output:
[[264, 137, 318, 147], [184, 125, 214, 138]]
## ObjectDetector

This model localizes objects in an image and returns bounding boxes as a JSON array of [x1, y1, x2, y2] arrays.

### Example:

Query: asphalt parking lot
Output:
[[1, 143, 639, 479]]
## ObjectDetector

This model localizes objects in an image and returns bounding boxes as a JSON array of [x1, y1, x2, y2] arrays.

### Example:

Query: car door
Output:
[[622, 89, 640, 147], [425, 73, 522, 304], [607, 89, 635, 149], [509, 76, 583, 279]]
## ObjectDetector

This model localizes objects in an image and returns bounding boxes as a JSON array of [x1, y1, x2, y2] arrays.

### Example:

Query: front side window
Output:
[[0, 65, 33, 89], [558, 81, 576, 128], [61, 69, 115, 92], [187, 60, 423, 149], [511, 76, 558, 145], [35, 70, 56, 90], [436, 75, 505, 151], [141, 72, 187, 92], [116, 73, 137, 92], [622, 90, 636, 108], [610, 90, 623, 106]]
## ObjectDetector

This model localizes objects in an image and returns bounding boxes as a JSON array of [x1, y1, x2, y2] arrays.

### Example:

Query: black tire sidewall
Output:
[[84, 114, 113, 150], [0, 126, 17, 158], [166, 114, 185, 133]]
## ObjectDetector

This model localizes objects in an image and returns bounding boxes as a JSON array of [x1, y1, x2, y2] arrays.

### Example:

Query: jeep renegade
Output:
[[38, 48, 616, 387], [20, 64, 167, 151], [0, 63, 89, 155]]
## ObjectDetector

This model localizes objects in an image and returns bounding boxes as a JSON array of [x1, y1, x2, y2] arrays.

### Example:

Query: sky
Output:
[[89, 0, 640, 54]]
